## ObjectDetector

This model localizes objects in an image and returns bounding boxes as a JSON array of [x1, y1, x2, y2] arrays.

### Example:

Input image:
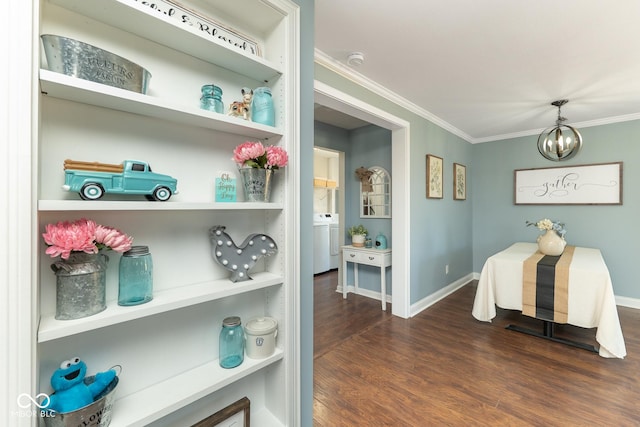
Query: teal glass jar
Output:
[[219, 316, 244, 368], [118, 245, 153, 306], [200, 84, 224, 114], [251, 86, 275, 126]]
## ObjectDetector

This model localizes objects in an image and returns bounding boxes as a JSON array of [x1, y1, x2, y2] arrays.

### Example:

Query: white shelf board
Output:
[[253, 408, 285, 427], [38, 272, 283, 342], [38, 199, 284, 211], [48, 0, 283, 81], [39, 70, 283, 139], [109, 349, 284, 427]]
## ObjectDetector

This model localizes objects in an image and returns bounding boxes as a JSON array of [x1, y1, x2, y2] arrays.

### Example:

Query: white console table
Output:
[[342, 245, 392, 311]]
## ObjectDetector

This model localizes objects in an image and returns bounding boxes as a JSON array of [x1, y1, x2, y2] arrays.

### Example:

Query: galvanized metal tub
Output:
[[42, 375, 119, 427], [41, 34, 152, 94], [51, 252, 108, 320]]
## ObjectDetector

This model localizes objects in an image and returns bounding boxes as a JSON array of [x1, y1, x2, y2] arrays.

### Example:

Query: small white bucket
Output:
[[244, 317, 278, 359]]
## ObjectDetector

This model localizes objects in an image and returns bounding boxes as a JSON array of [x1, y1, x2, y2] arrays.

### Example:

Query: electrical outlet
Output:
[[445, 264, 449, 275]]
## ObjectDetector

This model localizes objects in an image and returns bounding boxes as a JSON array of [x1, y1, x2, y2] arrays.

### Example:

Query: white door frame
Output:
[[3, 1, 37, 426], [314, 81, 411, 318]]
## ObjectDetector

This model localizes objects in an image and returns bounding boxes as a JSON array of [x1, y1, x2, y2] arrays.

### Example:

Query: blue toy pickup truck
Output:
[[63, 159, 179, 201]]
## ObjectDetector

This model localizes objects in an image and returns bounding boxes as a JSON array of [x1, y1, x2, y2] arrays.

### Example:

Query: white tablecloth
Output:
[[472, 242, 626, 358]]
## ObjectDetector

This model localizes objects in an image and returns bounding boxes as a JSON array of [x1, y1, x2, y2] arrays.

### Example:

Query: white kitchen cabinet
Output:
[[35, 0, 300, 425]]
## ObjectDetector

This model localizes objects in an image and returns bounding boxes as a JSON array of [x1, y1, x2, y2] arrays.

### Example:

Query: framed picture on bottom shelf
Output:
[[453, 163, 466, 200], [192, 397, 250, 427]]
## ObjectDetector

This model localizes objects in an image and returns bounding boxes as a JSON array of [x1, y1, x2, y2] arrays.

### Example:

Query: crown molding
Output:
[[474, 112, 640, 143], [314, 49, 474, 143], [315, 49, 640, 145]]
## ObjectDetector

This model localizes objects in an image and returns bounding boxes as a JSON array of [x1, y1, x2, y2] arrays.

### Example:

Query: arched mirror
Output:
[[360, 166, 391, 218]]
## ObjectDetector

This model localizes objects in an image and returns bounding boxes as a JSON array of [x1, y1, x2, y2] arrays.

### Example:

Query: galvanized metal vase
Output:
[[239, 168, 274, 202], [51, 252, 108, 320]]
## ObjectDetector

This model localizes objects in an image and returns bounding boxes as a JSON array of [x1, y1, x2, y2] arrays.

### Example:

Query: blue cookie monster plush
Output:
[[44, 357, 116, 414]]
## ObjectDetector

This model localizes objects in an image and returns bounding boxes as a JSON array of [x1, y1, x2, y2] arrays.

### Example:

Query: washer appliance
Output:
[[329, 214, 339, 270], [313, 214, 331, 274]]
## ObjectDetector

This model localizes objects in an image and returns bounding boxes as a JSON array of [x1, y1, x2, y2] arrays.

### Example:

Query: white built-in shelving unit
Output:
[[36, 0, 299, 425]]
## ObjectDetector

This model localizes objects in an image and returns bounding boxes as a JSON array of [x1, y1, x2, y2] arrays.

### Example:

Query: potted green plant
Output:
[[348, 224, 368, 247]]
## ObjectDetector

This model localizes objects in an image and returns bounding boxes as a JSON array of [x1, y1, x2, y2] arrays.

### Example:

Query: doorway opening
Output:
[[314, 81, 411, 318], [313, 147, 344, 275]]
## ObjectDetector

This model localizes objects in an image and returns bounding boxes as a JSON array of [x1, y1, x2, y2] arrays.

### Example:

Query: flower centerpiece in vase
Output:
[[43, 218, 133, 320], [348, 224, 368, 247], [233, 141, 288, 202], [526, 218, 566, 256]]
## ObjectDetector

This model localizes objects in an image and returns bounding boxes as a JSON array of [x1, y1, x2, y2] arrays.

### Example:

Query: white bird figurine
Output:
[[209, 225, 278, 282]]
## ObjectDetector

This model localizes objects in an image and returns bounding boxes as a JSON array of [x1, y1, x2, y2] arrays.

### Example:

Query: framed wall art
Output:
[[514, 162, 622, 205], [192, 397, 250, 427], [426, 154, 443, 199], [453, 163, 466, 200]]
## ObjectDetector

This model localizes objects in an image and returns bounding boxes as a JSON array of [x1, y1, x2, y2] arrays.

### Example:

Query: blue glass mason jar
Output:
[[200, 84, 224, 114], [219, 316, 244, 368], [118, 245, 153, 306], [251, 86, 275, 126]]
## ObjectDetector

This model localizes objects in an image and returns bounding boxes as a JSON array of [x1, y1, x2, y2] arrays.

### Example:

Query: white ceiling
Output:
[[314, 0, 640, 142]]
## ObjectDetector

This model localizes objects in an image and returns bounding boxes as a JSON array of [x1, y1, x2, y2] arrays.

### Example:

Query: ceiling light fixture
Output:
[[537, 99, 583, 161], [347, 52, 364, 67]]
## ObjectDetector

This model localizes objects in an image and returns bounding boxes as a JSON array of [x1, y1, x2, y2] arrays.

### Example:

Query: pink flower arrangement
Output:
[[42, 218, 133, 260], [233, 141, 288, 170]]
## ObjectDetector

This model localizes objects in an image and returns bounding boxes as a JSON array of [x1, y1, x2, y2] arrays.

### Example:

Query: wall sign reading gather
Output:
[[514, 162, 622, 205]]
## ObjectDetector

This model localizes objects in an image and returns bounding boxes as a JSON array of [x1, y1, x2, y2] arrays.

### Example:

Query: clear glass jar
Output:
[[118, 245, 153, 306], [251, 86, 275, 126], [200, 84, 224, 114], [219, 316, 244, 368]]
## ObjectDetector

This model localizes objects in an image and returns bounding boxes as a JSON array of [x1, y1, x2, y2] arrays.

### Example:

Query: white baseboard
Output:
[[615, 296, 640, 309], [339, 272, 640, 314], [410, 273, 475, 317], [336, 285, 391, 304]]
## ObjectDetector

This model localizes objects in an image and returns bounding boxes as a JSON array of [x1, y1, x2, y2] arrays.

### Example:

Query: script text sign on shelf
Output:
[[128, 0, 262, 56]]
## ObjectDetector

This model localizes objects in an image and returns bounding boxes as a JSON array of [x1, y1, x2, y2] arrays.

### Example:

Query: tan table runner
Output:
[[522, 245, 575, 323]]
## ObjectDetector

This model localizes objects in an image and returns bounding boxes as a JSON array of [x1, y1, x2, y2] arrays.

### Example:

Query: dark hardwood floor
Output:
[[313, 270, 640, 426]]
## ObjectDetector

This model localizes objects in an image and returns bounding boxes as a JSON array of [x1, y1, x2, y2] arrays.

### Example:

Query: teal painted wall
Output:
[[296, 0, 314, 425], [347, 125, 392, 292], [472, 119, 640, 298], [315, 65, 475, 304], [315, 122, 393, 293], [314, 121, 350, 152], [411, 124, 473, 301]]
